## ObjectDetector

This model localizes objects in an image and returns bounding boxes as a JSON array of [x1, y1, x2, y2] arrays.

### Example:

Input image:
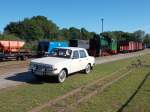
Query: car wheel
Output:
[[58, 70, 66, 83], [84, 64, 91, 74]]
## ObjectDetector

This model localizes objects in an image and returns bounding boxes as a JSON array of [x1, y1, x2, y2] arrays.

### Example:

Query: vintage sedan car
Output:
[[29, 47, 95, 83]]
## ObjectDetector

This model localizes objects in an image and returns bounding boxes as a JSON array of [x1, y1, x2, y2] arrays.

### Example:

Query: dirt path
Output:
[[95, 49, 150, 64], [0, 50, 149, 90], [0, 60, 35, 89]]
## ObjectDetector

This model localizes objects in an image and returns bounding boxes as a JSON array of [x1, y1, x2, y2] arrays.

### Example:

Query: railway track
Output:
[[30, 66, 134, 112]]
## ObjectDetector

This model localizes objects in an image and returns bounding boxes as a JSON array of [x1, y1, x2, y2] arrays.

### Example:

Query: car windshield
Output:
[[49, 48, 72, 58]]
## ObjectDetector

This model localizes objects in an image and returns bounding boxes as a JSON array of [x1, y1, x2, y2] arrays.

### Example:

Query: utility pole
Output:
[[101, 18, 104, 33]]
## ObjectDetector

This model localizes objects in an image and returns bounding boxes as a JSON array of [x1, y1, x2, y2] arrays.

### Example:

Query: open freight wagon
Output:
[[119, 41, 143, 53], [0, 41, 30, 60]]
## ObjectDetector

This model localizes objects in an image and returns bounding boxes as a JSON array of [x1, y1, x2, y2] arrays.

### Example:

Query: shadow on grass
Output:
[[117, 71, 150, 112], [5, 71, 59, 84], [5, 71, 83, 84]]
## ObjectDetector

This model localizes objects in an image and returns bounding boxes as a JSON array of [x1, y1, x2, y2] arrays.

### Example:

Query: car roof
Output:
[[55, 47, 85, 51]]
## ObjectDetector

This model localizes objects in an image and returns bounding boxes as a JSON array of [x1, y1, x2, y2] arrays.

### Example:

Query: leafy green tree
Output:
[[80, 28, 91, 39], [59, 28, 70, 40], [3, 15, 96, 42], [0, 34, 20, 40], [30, 16, 59, 39], [143, 34, 150, 47], [101, 31, 144, 42], [69, 27, 81, 39], [23, 40, 38, 51], [133, 30, 145, 42], [4, 16, 59, 41]]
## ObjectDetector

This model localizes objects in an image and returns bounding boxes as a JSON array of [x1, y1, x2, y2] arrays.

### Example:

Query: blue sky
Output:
[[0, 0, 150, 33]]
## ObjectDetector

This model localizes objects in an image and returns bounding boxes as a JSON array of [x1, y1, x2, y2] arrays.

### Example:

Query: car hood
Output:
[[31, 57, 69, 65]]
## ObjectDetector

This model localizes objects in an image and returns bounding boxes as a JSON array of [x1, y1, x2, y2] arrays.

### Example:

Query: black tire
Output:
[[20, 55, 24, 61], [84, 64, 91, 74], [57, 70, 66, 83], [16, 56, 20, 61], [16, 55, 25, 61]]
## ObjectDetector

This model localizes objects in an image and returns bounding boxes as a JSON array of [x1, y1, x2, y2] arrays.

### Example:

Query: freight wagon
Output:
[[0, 41, 30, 60], [37, 41, 69, 57], [69, 39, 90, 50], [119, 41, 143, 53]]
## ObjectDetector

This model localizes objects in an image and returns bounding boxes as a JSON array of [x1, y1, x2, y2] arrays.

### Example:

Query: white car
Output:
[[29, 47, 95, 83]]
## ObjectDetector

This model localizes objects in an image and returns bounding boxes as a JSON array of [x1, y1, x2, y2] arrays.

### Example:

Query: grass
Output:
[[42, 67, 150, 112], [0, 54, 149, 112], [68, 67, 150, 112], [123, 70, 150, 112]]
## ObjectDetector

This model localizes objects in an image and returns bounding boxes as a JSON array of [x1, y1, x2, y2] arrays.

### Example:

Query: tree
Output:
[[3, 15, 97, 42], [69, 27, 81, 39], [4, 16, 59, 41], [133, 30, 145, 42], [59, 28, 70, 40], [80, 28, 92, 39], [101, 31, 143, 42], [30, 16, 59, 39], [143, 34, 150, 47], [0, 34, 20, 40]]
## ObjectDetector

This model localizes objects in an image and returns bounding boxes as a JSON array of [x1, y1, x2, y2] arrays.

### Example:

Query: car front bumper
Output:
[[30, 68, 59, 76]]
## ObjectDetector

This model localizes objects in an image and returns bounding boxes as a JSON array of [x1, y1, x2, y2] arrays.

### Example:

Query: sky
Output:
[[0, 0, 150, 33]]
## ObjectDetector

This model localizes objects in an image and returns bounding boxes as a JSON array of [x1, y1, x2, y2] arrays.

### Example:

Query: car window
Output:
[[72, 51, 79, 59], [79, 50, 87, 58], [49, 48, 72, 58]]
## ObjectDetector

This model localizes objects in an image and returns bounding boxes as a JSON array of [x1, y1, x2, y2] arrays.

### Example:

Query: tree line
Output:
[[0, 15, 150, 49], [2, 16, 94, 41]]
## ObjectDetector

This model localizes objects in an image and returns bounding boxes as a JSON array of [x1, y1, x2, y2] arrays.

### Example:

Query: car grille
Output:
[[36, 64, 44, 69], [34, 63, 51, 71]]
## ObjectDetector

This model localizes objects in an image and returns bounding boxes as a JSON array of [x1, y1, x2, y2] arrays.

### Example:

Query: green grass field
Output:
[[68, 67, 150, 112], [0, 54, 149, 112]]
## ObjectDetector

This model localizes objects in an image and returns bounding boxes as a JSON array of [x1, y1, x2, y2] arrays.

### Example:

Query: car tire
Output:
[[57, 70, 66, 83], [84, 64, 91, 74], [16, 56, 20, 61]]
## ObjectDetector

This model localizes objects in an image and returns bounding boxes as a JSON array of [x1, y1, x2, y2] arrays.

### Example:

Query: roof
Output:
[[55, 47, 85, 51]]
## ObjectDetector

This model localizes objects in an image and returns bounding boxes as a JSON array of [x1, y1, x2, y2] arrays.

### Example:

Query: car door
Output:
[[79, 50, 89, 70], [70, 50, 81, 73]]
